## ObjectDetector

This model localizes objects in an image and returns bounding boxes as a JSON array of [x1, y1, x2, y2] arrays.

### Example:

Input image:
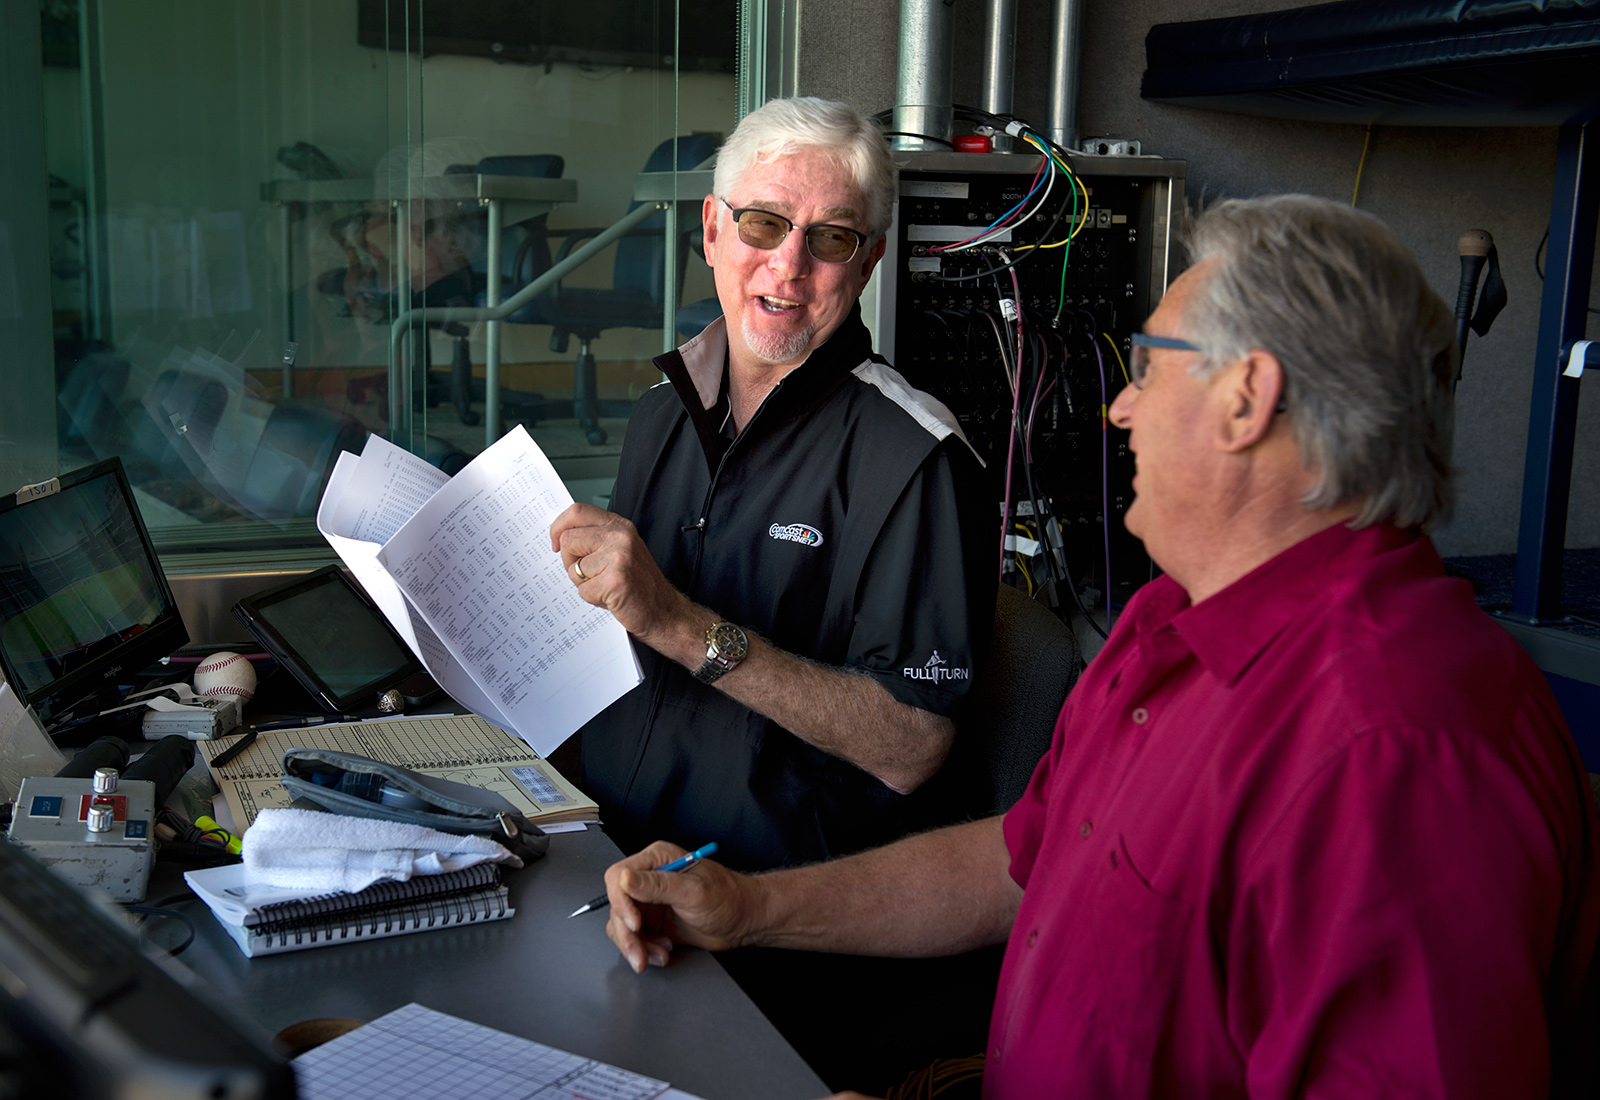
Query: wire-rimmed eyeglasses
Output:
[[720, 198, 868, 264]]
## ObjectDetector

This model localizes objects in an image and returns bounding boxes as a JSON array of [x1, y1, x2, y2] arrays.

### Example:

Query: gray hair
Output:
[[713, 97, 897, 237], [1182, 194, 1457, 530]]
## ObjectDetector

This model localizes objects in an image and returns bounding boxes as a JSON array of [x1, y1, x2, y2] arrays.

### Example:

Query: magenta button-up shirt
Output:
[[990, 523, 1599, 1098]]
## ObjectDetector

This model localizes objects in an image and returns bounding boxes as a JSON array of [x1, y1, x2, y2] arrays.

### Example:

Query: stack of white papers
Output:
[[316, 427, 641, 757]]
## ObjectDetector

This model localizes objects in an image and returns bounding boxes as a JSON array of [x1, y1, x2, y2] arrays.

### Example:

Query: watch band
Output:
[[692, 621, 748, 685]]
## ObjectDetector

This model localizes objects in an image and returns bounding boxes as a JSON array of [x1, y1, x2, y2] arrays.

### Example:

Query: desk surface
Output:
[[163, 827, 826, 1100]]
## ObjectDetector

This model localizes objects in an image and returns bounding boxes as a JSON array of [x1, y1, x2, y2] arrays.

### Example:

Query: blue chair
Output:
[[327, 155, 566, 430], [435, 154, 566, 426], [523, 133, 721, 445]]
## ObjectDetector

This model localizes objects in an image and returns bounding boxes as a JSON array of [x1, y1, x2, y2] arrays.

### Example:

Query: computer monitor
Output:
[[0, 457, 189, 727], [0, 835, 296, 1099]]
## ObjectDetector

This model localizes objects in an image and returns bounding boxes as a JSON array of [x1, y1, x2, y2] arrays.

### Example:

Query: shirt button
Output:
[[1079, 820, 1093, 838], [1027, 929, 1038, 946], [1131, 706, 1149, 724]]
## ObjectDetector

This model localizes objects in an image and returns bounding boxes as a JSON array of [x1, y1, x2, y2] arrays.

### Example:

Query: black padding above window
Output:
[[1141, 0, 1600, 126]]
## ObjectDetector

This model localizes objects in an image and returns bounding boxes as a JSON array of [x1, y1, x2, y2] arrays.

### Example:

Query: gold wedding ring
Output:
[[573, 558, 587, 582]]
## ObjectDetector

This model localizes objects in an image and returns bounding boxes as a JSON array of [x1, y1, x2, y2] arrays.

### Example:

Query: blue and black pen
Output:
[[568, 842, 719, 918]]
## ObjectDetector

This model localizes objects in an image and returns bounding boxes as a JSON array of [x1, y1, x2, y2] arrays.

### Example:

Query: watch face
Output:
[[708, 621, 748, 661]]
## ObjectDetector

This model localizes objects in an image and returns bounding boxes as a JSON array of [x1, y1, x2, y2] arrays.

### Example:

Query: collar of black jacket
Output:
[[655, 302, 879, 471]]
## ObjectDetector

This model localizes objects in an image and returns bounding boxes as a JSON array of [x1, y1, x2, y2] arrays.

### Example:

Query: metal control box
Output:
[[7, 775, 155, 902], [140, 695, 241, 740]]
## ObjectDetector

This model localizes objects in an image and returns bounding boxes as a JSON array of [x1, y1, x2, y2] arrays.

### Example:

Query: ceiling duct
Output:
[[1047, 0, 1086, 150], [981, 0, 1018, 151], [892, 0, 955, 151]]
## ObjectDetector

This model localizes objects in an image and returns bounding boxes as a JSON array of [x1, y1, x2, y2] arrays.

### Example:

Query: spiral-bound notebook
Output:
[[185, 863, 514, 957]]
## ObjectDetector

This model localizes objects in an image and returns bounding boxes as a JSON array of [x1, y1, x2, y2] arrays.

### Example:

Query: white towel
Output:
[[241, 808, 523, 894]]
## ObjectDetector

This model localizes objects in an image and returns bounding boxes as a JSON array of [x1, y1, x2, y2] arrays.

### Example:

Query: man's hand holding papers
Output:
[[315, 428, 641, 756]]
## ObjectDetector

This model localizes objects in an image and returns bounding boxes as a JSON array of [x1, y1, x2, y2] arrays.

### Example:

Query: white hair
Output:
[[1183, 195, 1457, 530], [712, 97, 897, 237]]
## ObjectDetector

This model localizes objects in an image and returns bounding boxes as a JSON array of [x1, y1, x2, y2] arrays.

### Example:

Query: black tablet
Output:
[[231, 566, 436, 714]]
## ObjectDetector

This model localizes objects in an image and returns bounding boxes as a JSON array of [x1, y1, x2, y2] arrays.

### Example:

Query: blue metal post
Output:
[[1510, 122, 1599, 623]]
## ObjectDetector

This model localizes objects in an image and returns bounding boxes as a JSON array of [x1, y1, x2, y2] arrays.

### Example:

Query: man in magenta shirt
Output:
[[597, 195, 1600, 1098]]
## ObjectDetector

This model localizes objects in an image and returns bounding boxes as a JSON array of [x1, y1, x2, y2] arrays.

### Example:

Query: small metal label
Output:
[[28, 796, 63, 818], [907, 224, 1013, 243], [123, 820, 149, 839], [900, 180, 969, 199]]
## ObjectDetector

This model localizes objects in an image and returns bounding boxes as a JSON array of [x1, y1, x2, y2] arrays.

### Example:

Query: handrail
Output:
[[390, 199, 678, 434], [387, 199, 669, 363]]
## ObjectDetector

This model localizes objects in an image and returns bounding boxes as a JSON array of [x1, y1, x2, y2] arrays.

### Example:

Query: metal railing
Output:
[[386, 199, 670, 439]]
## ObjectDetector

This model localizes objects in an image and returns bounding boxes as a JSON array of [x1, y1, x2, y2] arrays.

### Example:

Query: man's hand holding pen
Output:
[[602, 840, 762, 972]]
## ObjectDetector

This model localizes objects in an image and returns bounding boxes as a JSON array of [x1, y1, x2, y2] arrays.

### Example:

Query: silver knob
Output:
[[87, 802, 115, 833], [92, 767, 118, 794]]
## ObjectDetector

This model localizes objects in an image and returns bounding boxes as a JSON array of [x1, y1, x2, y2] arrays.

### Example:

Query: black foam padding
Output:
[[1142, 0, 1600, 126]]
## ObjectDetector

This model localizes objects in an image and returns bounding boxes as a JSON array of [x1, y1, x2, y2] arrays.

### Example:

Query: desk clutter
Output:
[[186, 857, 513, 958], [199, 713, 598, 834]]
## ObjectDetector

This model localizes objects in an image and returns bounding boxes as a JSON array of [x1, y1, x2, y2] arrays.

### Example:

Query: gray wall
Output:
[[798, 0, 1600, 558]]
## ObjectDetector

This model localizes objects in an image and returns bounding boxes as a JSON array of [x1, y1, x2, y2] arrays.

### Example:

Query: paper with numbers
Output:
[[293, 1002, 704, 1100], [316, 428, 639, 756]]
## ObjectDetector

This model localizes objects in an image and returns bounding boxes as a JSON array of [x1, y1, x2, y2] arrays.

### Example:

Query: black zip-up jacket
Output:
[[578, 307, 993, 870]]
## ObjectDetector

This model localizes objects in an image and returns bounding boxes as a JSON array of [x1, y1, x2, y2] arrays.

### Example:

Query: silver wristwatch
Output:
[[692, 621, 748, 685]]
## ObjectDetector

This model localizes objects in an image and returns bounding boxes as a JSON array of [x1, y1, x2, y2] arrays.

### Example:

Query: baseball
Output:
[[194, 651, 256, 703]]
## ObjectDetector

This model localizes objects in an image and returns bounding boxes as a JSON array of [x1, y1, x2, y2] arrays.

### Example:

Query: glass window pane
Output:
[[9, 0, 737, 568]]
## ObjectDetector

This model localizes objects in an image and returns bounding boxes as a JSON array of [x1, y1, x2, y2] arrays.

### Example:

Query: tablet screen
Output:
[[234, 568, 421, 710]]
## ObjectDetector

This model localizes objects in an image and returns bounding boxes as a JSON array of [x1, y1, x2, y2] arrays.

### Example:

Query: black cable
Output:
[[924, 126, 1076, 284], [1015, 349, 1107, 639], [1533, 226, 1600, 316], [880, 130, 956, 149], [122, 905, 196, 957]]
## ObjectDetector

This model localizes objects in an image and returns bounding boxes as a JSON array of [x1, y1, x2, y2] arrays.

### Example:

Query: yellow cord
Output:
[[1101, 332, 1130, 385], [1013, 523, 1036, 596], [1351, 123, 1373, 207]]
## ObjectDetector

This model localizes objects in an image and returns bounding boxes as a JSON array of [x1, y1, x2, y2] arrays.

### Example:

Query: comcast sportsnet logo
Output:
[[768, 521, 824, 547], [903, 650, 970, 683]]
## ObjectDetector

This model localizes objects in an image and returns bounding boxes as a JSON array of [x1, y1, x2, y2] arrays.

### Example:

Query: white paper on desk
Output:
[[377, 426, 641, 756], [293, 1003, 691, 1100], [0, 680, 67, 805], [317, 445, 518, 733]]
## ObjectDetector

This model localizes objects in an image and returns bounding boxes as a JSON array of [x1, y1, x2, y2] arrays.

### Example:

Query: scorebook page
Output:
[[376, 426, 641, 757]]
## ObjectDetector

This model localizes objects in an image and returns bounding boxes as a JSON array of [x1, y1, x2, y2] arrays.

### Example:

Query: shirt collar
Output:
[[1166, 522, 1426, 686], [654, 303, 877, 470]]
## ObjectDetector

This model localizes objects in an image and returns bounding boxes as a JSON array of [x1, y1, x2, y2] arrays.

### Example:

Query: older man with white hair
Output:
[[550, 98, 991, 872], [599, 195, 1600, 1099]]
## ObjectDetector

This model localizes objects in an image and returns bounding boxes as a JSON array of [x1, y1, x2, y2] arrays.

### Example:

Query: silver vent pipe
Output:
[[981, 0, 1018, 151], [1047, 0, 1086, 150], [892, 0, 955, 151]]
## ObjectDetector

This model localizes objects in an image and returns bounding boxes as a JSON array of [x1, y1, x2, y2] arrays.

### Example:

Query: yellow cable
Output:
[[1013, 523, 1036, 596], [1351, 123, 1373, 207], [1101, 331, 1130, 385], [1067, 165, 1090, 239], [1017, 132, 1088, 242]]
